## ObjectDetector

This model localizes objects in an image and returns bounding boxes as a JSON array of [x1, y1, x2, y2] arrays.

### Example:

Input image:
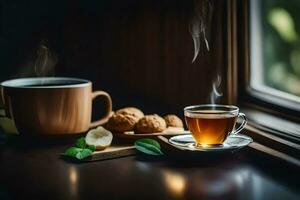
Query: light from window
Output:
[[250, 0, 300, 102]]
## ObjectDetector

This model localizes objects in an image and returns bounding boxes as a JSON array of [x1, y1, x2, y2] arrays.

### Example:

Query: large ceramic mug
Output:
[[0, 77, 112, 135]]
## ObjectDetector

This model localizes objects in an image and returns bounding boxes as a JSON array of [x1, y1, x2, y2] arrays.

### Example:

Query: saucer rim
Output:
[[169, 134, 253, 152]]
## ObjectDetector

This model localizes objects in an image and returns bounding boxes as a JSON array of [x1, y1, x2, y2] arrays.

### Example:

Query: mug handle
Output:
[[233, 112, 247, 134], [89, 91, 112, 128]]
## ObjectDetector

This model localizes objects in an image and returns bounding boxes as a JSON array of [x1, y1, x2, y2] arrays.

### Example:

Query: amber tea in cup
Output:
[[184, 104, 246, 147]]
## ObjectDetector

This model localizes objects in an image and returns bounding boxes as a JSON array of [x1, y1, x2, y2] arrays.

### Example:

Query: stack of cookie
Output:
[[105, 107, 184, 134]]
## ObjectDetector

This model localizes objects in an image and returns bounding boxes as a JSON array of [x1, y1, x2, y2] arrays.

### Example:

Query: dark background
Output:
[[0, 0, 228, 118]]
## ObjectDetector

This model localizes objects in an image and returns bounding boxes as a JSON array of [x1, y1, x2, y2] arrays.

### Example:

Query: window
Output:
[[249, 0, 300, 109], [235, 0, 300, 143]]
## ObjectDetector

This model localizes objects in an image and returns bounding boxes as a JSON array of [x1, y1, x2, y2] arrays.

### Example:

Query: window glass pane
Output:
[[250, 0, 300, 100]]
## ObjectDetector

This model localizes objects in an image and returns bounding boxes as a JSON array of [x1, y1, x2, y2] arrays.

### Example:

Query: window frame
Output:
[[227, 0, 300, 144], [231, 0, 300, 121]]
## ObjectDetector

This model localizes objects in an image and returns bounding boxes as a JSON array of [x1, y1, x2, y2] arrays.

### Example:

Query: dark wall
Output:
[[0, 0, 228, 117]]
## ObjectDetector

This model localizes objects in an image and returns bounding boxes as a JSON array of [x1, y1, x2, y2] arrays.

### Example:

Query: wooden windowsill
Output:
[[243, 107, 300, 142], [244, 125, 300, 167], [242, 107, 300, 142], [241, 108, 300, 166]]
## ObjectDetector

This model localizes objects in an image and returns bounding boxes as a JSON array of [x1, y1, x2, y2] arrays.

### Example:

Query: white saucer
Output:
[[169, 134, 253, 152]]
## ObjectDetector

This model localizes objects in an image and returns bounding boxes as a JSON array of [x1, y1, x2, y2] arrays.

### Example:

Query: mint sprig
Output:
[[63, 147, 93, 160], [62, 137, 96, 160], [75, 137, 86, 149], [75, 137, 96, 151], [134, 138, 164, 156]]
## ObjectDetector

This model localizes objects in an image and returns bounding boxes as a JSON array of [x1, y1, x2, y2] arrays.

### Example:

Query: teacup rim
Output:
[[184, 104, 239, 115], [1, 77, 91, 89]]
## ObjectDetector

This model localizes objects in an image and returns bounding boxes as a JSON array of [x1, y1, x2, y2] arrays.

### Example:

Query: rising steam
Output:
[[34, 41, 57, 77], [210, 75, 223, 104], [189, 0, 213, 63], [190, 1, 220, 103], [16, 40, 58, 78]]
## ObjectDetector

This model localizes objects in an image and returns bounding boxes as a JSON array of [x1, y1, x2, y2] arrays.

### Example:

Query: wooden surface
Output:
[[0, 137, 299, 200], [83, 144, 136, 162], [115, 129, 189, 139], [82, 129, 188, 162]]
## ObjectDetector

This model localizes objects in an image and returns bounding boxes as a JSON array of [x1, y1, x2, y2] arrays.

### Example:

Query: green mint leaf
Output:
[[87, 144, 96, 151], [75, 137, 87, 149], [61, 137, 96, 160], [74, 137, 96, 152], [62, 147, 93, 160], [75, 148, 93, 160], [136, 138, 161, 149], [135, 139, 163, 156], [63, 147, 82, 157]]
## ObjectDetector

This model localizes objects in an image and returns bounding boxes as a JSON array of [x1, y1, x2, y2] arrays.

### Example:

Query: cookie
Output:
[[135, 114, 167, 133], [164, 114, 184, 128], [116, 107, 144, 120], [106, 113, 139, 133]]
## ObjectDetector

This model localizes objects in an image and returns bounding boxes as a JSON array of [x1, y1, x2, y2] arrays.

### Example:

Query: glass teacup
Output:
[[184, 104, 246, 147]]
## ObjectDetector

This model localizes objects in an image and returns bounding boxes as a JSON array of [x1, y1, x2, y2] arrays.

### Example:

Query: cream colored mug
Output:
[[0, 77, 112, 135]]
